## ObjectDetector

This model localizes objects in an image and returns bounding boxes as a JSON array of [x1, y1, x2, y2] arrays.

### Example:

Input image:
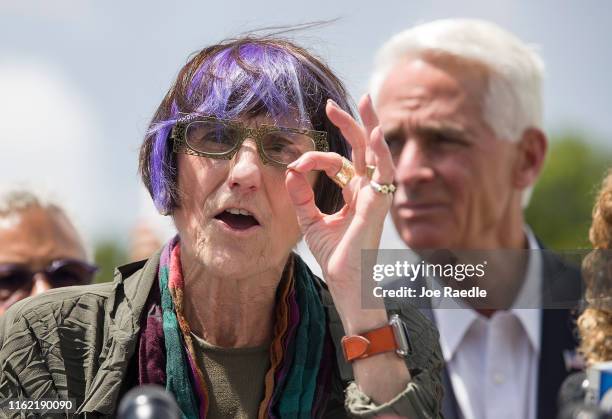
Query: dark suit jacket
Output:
[[402, 249, 582, 419]]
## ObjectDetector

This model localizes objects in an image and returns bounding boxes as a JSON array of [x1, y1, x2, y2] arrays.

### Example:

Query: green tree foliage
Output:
[[526, 134, 611, 249], [93, 240, 127, 283]]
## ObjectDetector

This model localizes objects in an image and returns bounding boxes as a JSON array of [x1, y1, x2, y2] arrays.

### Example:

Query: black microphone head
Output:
[[558, 402, 612, 419], [117, 384, 180, 419], [559, 371, 589, 408]]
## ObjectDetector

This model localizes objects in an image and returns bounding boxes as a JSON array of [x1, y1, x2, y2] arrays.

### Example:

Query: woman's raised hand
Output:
[[285, 94, 395, 309]]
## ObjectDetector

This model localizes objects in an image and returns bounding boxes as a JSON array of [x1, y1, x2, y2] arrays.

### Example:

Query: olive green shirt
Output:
[[190, 332, 270, 419], [0, 251, 444, 418]]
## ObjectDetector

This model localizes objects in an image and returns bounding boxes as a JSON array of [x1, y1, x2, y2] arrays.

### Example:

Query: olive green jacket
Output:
[[0, 252, 443, 418]]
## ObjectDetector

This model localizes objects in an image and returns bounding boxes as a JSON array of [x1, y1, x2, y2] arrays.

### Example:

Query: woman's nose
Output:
[[227, 139, 263, 192]]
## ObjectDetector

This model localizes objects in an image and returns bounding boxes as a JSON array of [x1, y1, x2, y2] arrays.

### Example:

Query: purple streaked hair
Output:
[[139, 36, 353, 215]]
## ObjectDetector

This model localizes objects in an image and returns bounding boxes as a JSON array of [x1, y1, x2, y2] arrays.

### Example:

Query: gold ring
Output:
[[332, 158, 355, 188], [366, 165, 376, 180], [370, 180, 396, 195]]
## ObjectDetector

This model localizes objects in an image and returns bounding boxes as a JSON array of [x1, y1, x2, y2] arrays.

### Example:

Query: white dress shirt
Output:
[[432, 229, 542, 419]]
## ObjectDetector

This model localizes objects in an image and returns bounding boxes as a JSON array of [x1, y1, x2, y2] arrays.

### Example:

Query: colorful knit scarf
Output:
[[138, 236, 334, 418]]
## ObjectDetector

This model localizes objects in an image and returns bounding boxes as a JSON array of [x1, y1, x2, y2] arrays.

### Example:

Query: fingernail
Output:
[[327, 98, 339, 108], [366, 93, 373, 104]]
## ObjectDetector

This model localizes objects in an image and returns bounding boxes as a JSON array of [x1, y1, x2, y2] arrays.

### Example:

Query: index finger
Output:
[[358, 94, 380, 165], [326, 99, 367, 175], [358, 94, 379, 139]]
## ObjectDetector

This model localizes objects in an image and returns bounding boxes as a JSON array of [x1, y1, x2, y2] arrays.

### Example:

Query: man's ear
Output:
[[513, 128, 547, 189]]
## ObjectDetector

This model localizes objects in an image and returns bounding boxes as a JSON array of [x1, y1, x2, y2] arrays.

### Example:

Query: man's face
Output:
[[376, 56, 523, 249], [0, 206, 87, 314]]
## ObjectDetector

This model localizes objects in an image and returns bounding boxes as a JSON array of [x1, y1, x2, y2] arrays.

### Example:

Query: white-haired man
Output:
[[370, 19, 581, 419], [0, 189, 97, 315]]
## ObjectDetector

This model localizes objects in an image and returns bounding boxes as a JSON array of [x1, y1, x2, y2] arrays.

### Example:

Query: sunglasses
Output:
[[171, 115, 329, 166], [0, 259, 98, 299]]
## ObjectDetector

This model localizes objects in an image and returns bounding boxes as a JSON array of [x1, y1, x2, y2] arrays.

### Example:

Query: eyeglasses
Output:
[[0, 259, 98, 299], [171, 115, 329, 166]]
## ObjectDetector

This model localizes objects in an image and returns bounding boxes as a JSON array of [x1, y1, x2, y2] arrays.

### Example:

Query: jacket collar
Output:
[[79, 250, 162, 415]]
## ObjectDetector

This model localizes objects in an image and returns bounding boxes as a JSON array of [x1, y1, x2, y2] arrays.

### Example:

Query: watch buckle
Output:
[[390, 314, 412, 356]]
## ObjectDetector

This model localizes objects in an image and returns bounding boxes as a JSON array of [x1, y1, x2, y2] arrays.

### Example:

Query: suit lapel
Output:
[[536, 307, 576, 419], [536, 250, 581, 419]]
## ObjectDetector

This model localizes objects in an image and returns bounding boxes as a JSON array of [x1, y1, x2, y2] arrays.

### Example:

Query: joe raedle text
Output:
[[373, 286, 487, 299]]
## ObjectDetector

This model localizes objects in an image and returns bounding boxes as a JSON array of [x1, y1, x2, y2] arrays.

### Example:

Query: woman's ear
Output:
[[513, 128, 548, 189]]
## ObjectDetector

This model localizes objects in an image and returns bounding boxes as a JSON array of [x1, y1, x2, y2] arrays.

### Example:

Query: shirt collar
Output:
[[433, 306, 478, 362], [510, 226, 542, 354]]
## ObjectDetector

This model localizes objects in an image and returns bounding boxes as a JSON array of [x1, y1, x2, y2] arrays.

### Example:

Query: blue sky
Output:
[[0, 0, 610, 247]]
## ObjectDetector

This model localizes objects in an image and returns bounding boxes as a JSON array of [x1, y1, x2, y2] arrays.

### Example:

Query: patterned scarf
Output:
[[138, 236, 333, 418]]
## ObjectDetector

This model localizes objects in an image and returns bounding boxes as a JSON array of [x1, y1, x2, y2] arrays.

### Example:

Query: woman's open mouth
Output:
[[214, 208, 261, 231]]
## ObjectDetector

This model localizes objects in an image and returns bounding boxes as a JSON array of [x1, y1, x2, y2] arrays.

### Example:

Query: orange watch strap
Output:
[[341, 324, 397, 362]]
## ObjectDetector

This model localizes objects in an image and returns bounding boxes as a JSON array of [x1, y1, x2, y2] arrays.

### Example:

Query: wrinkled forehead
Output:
[[0, 207, 85, 263], [376, 53, 490, 131]]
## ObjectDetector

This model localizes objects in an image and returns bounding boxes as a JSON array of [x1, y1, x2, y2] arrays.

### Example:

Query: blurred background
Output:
[[1, 0, 610, 282]]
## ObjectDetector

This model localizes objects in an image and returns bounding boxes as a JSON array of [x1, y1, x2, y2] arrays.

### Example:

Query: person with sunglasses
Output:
[[0, 189, 97, 315], [0, 37, 442, 418]]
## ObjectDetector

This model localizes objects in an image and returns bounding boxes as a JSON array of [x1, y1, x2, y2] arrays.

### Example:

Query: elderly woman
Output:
[[0, 37, 442, 418]]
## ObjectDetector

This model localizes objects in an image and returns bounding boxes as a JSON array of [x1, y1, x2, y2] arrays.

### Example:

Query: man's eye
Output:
[[385, 135, 405, 155], [430, 132, 466, 146]]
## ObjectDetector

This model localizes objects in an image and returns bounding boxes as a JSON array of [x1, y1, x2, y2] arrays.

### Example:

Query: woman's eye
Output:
[[265, 134, 293, 151], [269, 140, 288, 151], [272, 141, 299, 155]]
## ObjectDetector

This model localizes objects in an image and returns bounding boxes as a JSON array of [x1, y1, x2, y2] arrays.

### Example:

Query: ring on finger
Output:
[[332, 157, 355, 189], [366, 165, 376, 180], [370, 180, 396, 195]]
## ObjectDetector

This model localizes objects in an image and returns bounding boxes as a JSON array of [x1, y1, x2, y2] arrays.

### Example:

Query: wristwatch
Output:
[[341, 314, 412, 362]]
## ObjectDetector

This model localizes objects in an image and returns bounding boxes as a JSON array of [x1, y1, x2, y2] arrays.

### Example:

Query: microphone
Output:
[[558, 403, 612, 419], [117, 385, 180, 419], [558, 372, 612, 418], [558, 372, 589, 408]]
